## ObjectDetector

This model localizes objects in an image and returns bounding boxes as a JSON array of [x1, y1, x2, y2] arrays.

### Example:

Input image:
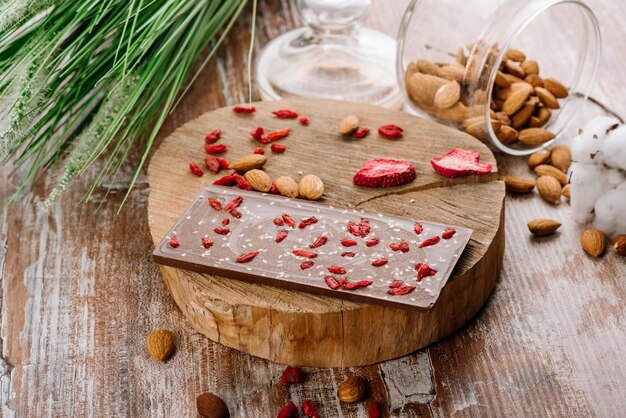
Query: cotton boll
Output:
[[593, 183, 626, 235], [569, 162, 614, 223], [570, 116, 619, 164], [601, 124, 626, 171]]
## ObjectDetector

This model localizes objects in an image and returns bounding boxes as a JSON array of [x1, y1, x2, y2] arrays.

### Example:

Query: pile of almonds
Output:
[[405, 43, 568, 147]]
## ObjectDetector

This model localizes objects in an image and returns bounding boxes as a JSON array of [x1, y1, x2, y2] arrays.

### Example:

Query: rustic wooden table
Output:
[[1, 1, 625, 417]]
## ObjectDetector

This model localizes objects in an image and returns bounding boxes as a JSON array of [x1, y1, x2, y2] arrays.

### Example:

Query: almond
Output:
[[298, 174, 324, 200], [543, 77, 569, 98], [504, 59, 526, 78], [528, 218, 561, 236], [496, 125, 519, 145], [550, 144, 572, 173], [537, 107, 552, 125], [521, 60, 539, 75], [502, 84, 533, 115], [435, 102, 468, 122], [511, 101, 537, 129], [505, 48, 526, 62], [528, 116, 543, 128], [495, 112, 511, 126], [244, 169, 272, 192], [524, 74, 543, 88], [528, 149, 551, 169], [562, 184, 570, 200], [534, 164, 568, 186], [339, 115, 360, 136], [437, 64, 465, 82], [337, 376, 368, 404], [274, 176, 299, 198], [434, 80, 461, 109], [466, 119, 501, 141], [536, 175, 562, 205], [229, 154, 267, 172], [415, 59, 440, 76], [407, 72, 448, 106], [146, 329, 175, 362], [197, 392, 229, 418], [495, 71, 511, 88], [503, 176, 535, 193], [581, 228, 606, 257], [535, 87, 560, 109], [518, 128, 556, 146], [612, 235, 626, 257], [455, 48, 467, 66]]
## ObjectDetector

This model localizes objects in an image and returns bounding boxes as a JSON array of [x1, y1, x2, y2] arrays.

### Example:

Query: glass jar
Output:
[[397, 0, 601, 155]]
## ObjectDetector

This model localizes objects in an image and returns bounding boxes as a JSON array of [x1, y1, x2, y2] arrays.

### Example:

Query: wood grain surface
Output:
[[1, 0, 625, 417]]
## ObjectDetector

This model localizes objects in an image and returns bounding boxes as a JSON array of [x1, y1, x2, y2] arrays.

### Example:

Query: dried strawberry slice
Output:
[[280, 366, 304, 385], [353, 159, 416, 188], [208, 197, 222, 211], [365, 238, 379, 247], [309, 236, 328, 249], [282, 214, 296, 228], [168, 235, 179, 248], [299, 216, 318, 229], [418, 236, 440, 248], [414, 222, 423, 235], [223, 196, 243, 211], [328, 266, 346, 275], [431, 148, 492, 177], [388, 285, 416, 295], [293, 249, 317, 258], [205, 156, 221, 173], [341, 238, 358, 247], [275, 230, 288, 243], [300, 260, 314, 270], [442, 228, 456, 239], [347, 221, 362, 237], [201, 237, 213, 249], [371, 258, 388, 267], [342, 280, 373, 290], [302, 399, 319, 418], [277, 401, 298, 418], [213, 174, 236, 186], [236, 251, 259, 263]]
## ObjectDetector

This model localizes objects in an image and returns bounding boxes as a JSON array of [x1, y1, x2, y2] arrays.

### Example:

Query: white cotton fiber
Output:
[[593, 183, 626, 234], [569, 116, 619, 164], [601, 124, 626, 171]]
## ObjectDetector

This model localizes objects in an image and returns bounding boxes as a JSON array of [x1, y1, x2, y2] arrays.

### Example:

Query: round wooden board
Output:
[[147, 99, 505, 367]]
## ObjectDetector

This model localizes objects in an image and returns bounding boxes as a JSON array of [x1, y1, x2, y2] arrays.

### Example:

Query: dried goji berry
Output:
[[273, 217, 284, 226], [442, 228, 456, 239], [236, 251, 259, 263], [249, 126, 269, 144], [267, 128, 290, 141], [277, 401, 298, 418], [347, 220, 362, 237], [418, 236, 440, 248], [389, 280, 403, 289], [293, 249, 317, 258], [389, 242, 400, 251], [354, 127, 370, 139], [201, 237, 213, 249], [229, 208, 242, 218], [222, 218, 229, 226], [341, 251, 356, 257], [342, 280, 373, 290], [189, 162, 204, 177], [224, 196, 243, 211], [270, 183, 279, 194], [233, 105, 256, 113], [336, 276, 348, 287], [205, 144, 227, 154], [328, 266, 346, 275], [365, 237, 379, 247], [271, 143, 286, 153], [300, 260, 314, 270], [359, 219, 371, 236], [416, 263, 437, 280], [299, 115, 309, 125], [205, 156, 221, 173], [205, 129, 221, 144], [213, 174, 236, 186], [399, 241, 410, 253], [208, 197, 222, 211], [216, 157, 230, 169], [302, 400, 319, 418], [299, 216, 318, 229], [233, 173, 253, 190], [309, 235, 328, 249], [253, 147, 265, 155], [213, 227, 230, 235], [168, 235, 179, 248], [371, 258, 388, 267], [341, 238, 358, 247], [388, 285, 416, 296], [272, 109, 298, 119], [276, 229, 288, 243], [280, 366, 305, 385], [378, 124, 404, 138], [324, 275, 341, 290], [369, 401, 382, 418], [282, 214, 296, 228], [414, 222, 423, 235]]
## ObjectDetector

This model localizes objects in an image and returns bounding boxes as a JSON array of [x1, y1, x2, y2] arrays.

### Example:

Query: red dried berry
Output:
[[342, 280, 373, 290], [389, 280, 403, 289], [270, 183, 279, 194], [369, 402, 382, 418], [399, 241, 410, 253], [341, 252, 356, 258], [280, 366, 305, 385], [277, 401, 299, 418], [213, 227, 230, 235], [222, 218, 230, 226], [324, 275, 341, 290], [309, 235, 328, 249], [189, 162, 204, 177], [205, 156, 221, 173], [365, 238, 379, 247], [168, 235, 179, 248], [302, 400, 319, 418], [389, 242, 400, 251], [442, 228, 456, 239], [416, 263, 437, 280], [414, 222, 423, 235], [272, 109, 298, 119], [359, 219, 371, 236], [371, 258, 388, 267], [216, 157, 230, 169], [224, 196, 243, 211], [354, 127, 370, 139], [213, 174, 236, 186], [341, 238, 358, 247], [276, 229, 288, 243], [418, 236, 440, 248], [236, 251, 259, 263], [378, 124, 404, 138], [282, 214, 296, 228], [233, 105, 256, 113], [300, 260, 314, 270], [299, 216, 318, 229], [271, 143, 286, 153], [388, 285, 416, 296], [347, 221, 362, 237], [208, 197, 222, 211], [205, 129, 221, 144], [431, 148, 492, 177], [201, 237, 213, 249], [205, 144, 227, 154], [328, 266, 346, 275], [253, 147, 265, 155], [299, 115, 309, 125], [229, 208, 242, 218], [293, 249, 318, 259], [233, 173, 253, 191], [267, 128, 290, 141], [337, 276, 348, 287], [250, 126, 269, 144], [273, 217, 284, 226], [353, 159, 416, 188]]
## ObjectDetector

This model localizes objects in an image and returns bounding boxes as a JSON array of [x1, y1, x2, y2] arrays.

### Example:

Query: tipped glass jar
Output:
[[397, 0, 601, 155]]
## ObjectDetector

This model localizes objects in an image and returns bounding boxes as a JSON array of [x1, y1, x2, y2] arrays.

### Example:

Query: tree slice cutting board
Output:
[[147, 99, 505, 367]]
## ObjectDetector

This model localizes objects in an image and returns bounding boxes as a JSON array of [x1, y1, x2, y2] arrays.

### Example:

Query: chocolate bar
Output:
[[153, 185, 472, 310]]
